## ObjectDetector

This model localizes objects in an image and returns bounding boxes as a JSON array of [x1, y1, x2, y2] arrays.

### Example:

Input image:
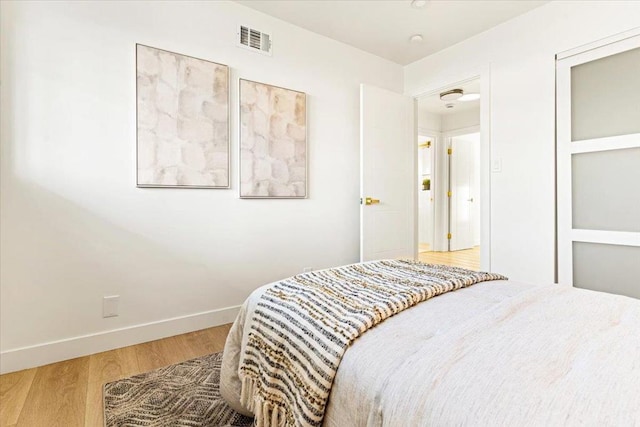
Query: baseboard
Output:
[[0, 305, 241, 374]]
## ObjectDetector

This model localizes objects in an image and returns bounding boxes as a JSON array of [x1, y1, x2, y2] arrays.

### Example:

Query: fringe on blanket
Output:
[[241, 376, 287, 427]]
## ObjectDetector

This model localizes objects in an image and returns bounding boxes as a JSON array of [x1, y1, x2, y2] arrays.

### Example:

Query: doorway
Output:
[[416, 79, 481, 270], [360, 74, 490, 269]]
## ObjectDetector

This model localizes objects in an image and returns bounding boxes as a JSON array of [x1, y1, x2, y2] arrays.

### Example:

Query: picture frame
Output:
[[239, 78, 307, 198], [136, 44, 230, 188]]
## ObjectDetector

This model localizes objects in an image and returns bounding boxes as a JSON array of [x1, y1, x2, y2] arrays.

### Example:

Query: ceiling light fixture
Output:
[[411, 0, 428, 9], [409, 34, 424, 43], [459, 93, 480, 102], [440, 89, 463, 101]]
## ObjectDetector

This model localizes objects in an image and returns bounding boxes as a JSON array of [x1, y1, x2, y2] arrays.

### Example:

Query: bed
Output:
[[220, 260, 640, 426]]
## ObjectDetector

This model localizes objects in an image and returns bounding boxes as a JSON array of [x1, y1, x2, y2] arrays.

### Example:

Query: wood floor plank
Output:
[[83, 381, 104, 427], [205, 324, 232, 354], [178, 328, 218, 358], [0, 368, 36, 426], [418, 246, 481, 271], [17, 357, 90, 427], [87, 346, 139, 385], [134, 335, 190, 373]]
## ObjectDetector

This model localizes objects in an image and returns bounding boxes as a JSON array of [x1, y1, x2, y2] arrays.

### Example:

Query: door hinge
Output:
[[447, 233, 452, 239], [447, 191, 452, 197], [447, 148, 452, 155]]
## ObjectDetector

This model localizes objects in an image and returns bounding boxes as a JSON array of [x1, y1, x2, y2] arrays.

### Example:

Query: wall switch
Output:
[[103, 295, 119, 318], [491, 158, 502, 173], [303, 267, 314, 273]]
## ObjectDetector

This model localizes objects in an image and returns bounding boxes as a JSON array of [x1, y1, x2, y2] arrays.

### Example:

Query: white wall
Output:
[[405, 1, 640, 284], [418, 107, 479, 133], [0, 0, 402, 372], [441, 108, 480, 133], [417, 110, 441, 132]]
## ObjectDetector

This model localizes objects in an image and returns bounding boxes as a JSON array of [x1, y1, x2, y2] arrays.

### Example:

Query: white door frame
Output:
[[409, 66, 492, 271]]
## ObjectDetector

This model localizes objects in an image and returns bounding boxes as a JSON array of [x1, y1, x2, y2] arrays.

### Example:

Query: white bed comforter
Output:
[[221, 279, 640, 426]]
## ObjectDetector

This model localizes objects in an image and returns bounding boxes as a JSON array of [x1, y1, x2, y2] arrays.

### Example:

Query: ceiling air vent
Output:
[[238, 25, 272, 56]]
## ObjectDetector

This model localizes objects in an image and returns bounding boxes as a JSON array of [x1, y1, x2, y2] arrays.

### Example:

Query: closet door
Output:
[[557, 34, 640, 299]]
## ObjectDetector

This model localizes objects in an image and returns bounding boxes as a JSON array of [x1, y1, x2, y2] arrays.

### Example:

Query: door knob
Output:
[[467, 198, 474, 202], [364, 197, 380, 205]]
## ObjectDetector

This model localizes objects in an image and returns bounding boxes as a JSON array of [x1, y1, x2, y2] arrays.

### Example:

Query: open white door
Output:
[[450, 133, 479, 251], [360, 84, 416, 262]]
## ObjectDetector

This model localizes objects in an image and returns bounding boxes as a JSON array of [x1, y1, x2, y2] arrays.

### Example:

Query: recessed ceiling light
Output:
[[411, 0, 428, 8], [440, 89, 463, 101], [459, 93, 480, 102], [409, 34, 424, 43]]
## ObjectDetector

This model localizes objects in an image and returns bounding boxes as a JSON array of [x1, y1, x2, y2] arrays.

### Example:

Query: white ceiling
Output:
[[236, 0, 549, 65], [419, 78, 480, 115]]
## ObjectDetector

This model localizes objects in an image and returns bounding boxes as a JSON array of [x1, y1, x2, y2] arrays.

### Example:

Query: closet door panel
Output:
[[571, 147, 640, 232], [571, 46, 640, 142], [573, 242, 640, 299]]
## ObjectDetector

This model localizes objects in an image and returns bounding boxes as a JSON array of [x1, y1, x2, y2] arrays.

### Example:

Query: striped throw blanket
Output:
[[238, 260, 507, 427]]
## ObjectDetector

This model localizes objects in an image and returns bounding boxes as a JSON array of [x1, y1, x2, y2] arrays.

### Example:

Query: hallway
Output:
[[418, 245, 481, 271]]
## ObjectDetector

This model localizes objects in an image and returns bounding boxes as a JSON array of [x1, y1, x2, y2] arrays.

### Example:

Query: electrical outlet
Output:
[[103, 295, 119, 318], [303, 267, 313, 273]]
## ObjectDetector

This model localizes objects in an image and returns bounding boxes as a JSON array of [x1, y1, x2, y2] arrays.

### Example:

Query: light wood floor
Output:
[[0, 324, 232, 427], [419, 245, 481, 271]]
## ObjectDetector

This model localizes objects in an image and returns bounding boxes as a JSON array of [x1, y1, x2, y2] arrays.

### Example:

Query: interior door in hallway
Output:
[[449, 133, 480, 251]]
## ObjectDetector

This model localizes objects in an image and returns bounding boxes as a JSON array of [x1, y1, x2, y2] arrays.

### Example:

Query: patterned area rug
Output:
[[104, 352, 254, 427]]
